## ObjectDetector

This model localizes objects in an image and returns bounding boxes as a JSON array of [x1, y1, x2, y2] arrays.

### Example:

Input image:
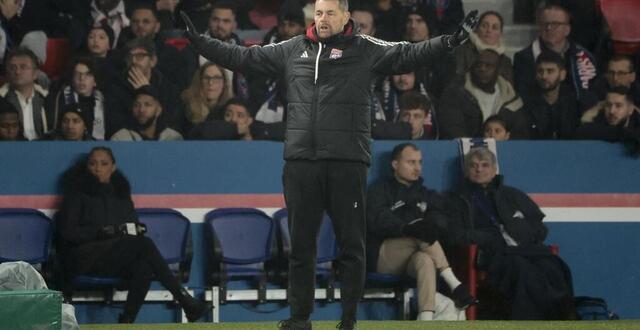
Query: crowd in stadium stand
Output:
[[0, 0, 637, 145]]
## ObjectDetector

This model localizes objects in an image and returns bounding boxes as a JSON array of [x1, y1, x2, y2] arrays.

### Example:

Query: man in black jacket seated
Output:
[[181, 2, 478, 329], [366, 143, 475, 321], [447, 147, 575, 320]]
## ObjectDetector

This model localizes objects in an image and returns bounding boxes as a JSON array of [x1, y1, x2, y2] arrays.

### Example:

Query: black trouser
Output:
[[283, 160, 367, 321], [83, 236, 183, 321]]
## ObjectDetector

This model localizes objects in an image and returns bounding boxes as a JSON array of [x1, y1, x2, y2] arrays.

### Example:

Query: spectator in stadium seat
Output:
[[350, 3, 376, 37], [116, 3, 197, 89], [400, 5, 453, 101], [584, 55, 640, 109], [398, 90, 437, 140], [0, 98, 24, 141], [574, 86, 640, 143], [45, 57, 118, 140], [513, 3, 596, 102], [367, 143, 475, 321], [250, 0, 306, 124], [521, 51, 578, 139], [0, 47, 49, 140], [90, 0, 129, 48], [482, 115, 510, 141], [40, 104, 94, 141], [106, 37, 186, 134], [438, 49, 528, 139], [84, 23, 119, 88], [446, 147, 575, 320], [181, 62, 232, 131], [110, 86, 182, 141], [454, 11, 513, 84], [56, 146, 207, 323], [189, 97, 284, 141]]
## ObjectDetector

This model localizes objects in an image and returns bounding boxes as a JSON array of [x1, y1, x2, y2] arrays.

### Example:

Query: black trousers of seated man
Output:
[[82, 236, 184, 320], [283, 160, 367, 322]]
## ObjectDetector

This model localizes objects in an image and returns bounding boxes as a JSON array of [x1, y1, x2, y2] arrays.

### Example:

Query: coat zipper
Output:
[[310, 42, 323, 156]]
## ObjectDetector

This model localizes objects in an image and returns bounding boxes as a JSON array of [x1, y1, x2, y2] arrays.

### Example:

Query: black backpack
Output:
[[574, 296, 620, 320]]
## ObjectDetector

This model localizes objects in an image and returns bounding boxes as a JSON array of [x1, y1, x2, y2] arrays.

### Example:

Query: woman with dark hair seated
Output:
[[56, 146, 206, 323]]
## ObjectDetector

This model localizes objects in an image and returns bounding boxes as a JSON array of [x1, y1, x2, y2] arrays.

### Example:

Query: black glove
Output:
[[402, 219, 438, 244], [443, 10, 479, 50], [116, 223, 148, 236], [180, 11, 199, 41]]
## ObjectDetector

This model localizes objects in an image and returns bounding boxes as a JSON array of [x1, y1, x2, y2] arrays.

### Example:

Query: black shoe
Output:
[[118, 313, 135, 323], [451, 284, 477, 309], [336, 319, 357, 330], [278, 318, 312, 330], [177, 288, 208, 322]]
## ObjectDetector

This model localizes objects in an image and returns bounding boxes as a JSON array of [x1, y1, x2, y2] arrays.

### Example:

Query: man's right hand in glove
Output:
[[444, 9, 479, 50], [180, 11, 199, 41], [402, 219, 439, 244]]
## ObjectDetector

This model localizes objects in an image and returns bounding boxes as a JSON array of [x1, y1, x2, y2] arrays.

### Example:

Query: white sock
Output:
[[440, 267, 462, 290], [417, 310, 434, 321]]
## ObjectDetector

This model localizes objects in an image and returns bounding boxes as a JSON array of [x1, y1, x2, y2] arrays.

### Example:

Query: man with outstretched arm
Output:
[[181, 1, 477, 329]]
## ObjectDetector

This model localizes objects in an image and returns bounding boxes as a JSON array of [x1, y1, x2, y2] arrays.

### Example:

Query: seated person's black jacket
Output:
[[371, 120, 412, 140], [444, 175, 548, 252], [366, 176, 449, 271], [56, 165, 139, 277]]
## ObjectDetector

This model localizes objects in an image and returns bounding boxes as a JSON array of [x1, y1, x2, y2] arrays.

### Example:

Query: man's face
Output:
[[477, 13, 501, 46], [536, 62, 565, 92], [604, 92, 634, 126], [538, 8, 570, 48], [278, 20, 305, 40], [400, 108, 427, 138], [606, 60, 636, 88], [483, 121, 510, 141], [405, 13, 429, 42], [127, 47, 156, 74], [392, 72, 415, 91], [392, 146, 422, 185], [314, 0, 350, 40], [6, 56, 37, 89], [352, 10, 375, 36], [224, 103, 253, 126], [131, 9, 160, 38], [209, 8, 237, 41], [471, 51, 499, 89], [0, 112, 19, 140], [72, 63, 97, 97], [61, 112, 86, 141], [466, 156, 497, 187], [132, 94, 161, 127]]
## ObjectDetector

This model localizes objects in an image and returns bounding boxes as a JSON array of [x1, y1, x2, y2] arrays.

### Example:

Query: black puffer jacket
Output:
[[56, 165, 138, 276], [189, 20, 450, 164]]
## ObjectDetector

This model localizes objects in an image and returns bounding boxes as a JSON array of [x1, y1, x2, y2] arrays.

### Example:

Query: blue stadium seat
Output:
[[205, 208, 275, 303], [273, 208, 338, 300], [0, 208, 52, 266]]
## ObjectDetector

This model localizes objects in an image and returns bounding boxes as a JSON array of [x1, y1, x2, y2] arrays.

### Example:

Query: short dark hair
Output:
[[126, 36, 156, 56], [223, 97, 252, 117], [536, 2, 571, 25], [609, 54, 635, 72], [212, 1, 238, 16], [483, 115, 510, 132], [4, 47, 39, 69], [131, 3, 159, 19], [350, 2, 376, 23], [607, 85, 634, 103], [536, 51, 565, 70], [477, 10, 504, 32], [391, 142, 419, 162], [398, 90, 431, 113]]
